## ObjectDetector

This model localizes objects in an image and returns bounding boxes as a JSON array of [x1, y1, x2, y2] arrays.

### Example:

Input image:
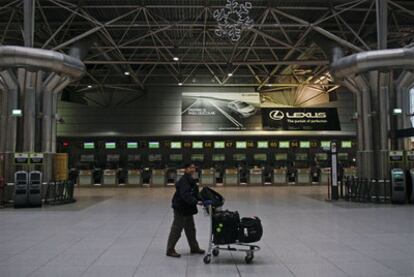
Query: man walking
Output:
[[166, 163, 205, 258]]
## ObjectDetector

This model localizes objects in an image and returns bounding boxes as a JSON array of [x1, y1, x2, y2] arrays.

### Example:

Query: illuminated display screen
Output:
[[257, 141, 269, 149], [105, 142, 116, 149], [341, 141, 352, 148], [149, 142, 160, 149], [127, 154, 141, 161], [191, 154, 204, 161], [254, 154, 267, 161], [148, 154, 162, 162], [80, 154, 94, 162], [279, 141, 289, 148], [316, 153, 328, 161], [338, 153, 349, 161], [127, 142, 138, 149], [107, 154, 120, 162], [192, 141, 203, 149], [295, 153, 308, 161], [275, 153, 288, 161], [169, 154, 182, 162], [321, 141, 331, 149], [171, 142, 182, 149], [300, 141, 310, 148], [233, 154, 246, 161], [83, 142, 95, 149], [236, 141, 247, 149], [214, 141, 225, 149], [212, 154, 225, 161]]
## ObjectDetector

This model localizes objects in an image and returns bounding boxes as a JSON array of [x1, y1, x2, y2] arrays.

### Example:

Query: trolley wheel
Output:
[[203, 254, 211, 264], [212, 248, 219, 257], [245, 252, 254, 264]]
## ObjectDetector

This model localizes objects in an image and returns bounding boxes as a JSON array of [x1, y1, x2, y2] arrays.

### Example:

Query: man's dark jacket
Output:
[[172, 173, 199, 216]]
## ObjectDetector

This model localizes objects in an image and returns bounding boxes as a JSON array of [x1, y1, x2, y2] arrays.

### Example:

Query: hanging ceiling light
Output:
[[213, 0, 254, 42]]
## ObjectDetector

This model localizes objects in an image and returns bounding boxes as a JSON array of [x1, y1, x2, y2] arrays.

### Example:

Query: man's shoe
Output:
[[166, 250, 181, 258], [190, 248, 205, 254]]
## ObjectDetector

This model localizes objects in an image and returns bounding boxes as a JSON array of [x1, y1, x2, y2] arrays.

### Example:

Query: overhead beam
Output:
[[83, 60, 329, 66]]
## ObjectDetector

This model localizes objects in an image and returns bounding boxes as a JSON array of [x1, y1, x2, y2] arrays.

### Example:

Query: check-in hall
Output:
[[2, 1, 414, 276]]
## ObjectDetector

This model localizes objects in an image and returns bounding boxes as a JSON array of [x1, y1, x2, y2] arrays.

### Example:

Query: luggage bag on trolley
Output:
[[200, 187, 263, 264]]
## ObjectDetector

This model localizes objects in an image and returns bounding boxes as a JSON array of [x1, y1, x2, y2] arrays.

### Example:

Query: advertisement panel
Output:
[[261, 108, 341, 131], [181, 92, 261, 131]]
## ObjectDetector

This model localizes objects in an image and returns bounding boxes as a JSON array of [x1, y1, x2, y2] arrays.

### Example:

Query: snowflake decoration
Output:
[[213, 0, 254, 42]]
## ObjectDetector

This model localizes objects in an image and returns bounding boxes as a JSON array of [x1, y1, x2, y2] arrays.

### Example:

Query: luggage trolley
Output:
[[200, 187, 261, 264]]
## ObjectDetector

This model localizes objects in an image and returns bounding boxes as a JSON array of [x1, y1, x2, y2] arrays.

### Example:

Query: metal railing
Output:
[[44, 180, 76, 205], [339, 176, 391, 203]]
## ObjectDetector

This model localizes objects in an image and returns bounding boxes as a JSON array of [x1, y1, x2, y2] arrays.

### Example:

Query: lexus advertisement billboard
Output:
[[181, 93, 341, 131], [261, 108, 341, 131]]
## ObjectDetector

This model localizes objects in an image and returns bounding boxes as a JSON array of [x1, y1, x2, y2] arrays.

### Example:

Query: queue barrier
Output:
[[340, 176, 391, 203], [44, 180, 76, 205]]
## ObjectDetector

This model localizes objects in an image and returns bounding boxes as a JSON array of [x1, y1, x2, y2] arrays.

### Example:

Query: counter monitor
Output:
[[254, 154, 267, 161], [257, 141, 269, 149], [212, 154, 225, 161], [149, 142, 160, 149], [321, 141, 331, 149], [275, 153, 288, 161], [338, 153, 349, 161], [169, 154, 183, 162], [191, 154, 204, 161], [236, 141, 247, 149], [192, 141, 203, 149], [127, 142, 138, 149], [214, 141, 225, 149], [148, 154, 162, 162], [171, 142, 182, 149], [279, 141, 289, 148], [233, 153, 246, 161], [295, 153, 308, 161], [83, 142, 95, 149], [105, 142, 116, 149], [316, 153, 328, 161]]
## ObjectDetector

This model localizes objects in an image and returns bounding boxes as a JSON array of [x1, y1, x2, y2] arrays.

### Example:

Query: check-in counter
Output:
[[273, 168, 287, 185], [127, 169, 142, 186], [344, 167, 357, 178], [201, 168, 216, 186], [78, 170, 93, 186], [151, 169, 166, 187], [224, 168, 239, 186], [102, 169, 118, 186], [320, 168, 331, 184], [248, 168, 263, 185], [297, 168, 311, 184]]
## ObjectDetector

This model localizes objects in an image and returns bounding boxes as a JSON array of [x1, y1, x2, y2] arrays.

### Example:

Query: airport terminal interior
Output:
[[2, 0, 414, 276]]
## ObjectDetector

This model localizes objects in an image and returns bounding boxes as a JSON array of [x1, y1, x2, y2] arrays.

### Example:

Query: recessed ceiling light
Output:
[[124, 71, 130, 76], [87, 85, 92, 88], [178, 82, 183, 86], [227, 72, 233, 77], [173, 57, 179, 61]]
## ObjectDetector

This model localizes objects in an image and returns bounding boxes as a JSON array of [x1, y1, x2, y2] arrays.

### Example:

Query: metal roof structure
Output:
[[0, 0, 413, 106]]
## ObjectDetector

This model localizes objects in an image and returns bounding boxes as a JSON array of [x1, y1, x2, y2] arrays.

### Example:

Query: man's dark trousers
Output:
[[167, 211, 199, 251]]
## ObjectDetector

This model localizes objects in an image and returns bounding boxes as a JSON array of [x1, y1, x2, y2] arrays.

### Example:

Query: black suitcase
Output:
[[200, 187, 224, 208], [238, 217, 263, 243], [213, 210, 240, 245]]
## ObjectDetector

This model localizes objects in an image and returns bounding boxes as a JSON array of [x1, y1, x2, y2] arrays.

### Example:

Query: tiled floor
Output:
[[1, 186, 414, 276]]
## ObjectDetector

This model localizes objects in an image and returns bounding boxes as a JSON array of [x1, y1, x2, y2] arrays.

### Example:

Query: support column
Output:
[[343, 78, 364, 178], [376, 0, 388, 50], [378, 72, 391, 179], [354, 75, 374, 179]]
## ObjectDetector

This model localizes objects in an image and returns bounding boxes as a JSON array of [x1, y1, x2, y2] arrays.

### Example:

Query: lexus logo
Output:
[[269, 110, 284, 120], [269, 109, 328, 121]]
